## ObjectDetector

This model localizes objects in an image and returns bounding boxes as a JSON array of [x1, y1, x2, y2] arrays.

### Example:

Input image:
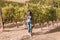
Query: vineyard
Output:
[[0, 0, 60, 40], [0, 0, 60, 28]]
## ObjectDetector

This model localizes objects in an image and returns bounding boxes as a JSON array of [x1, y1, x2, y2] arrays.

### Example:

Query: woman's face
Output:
[[27, 11, 30, 15]]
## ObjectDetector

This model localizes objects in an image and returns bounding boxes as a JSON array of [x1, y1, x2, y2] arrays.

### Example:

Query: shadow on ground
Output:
[[2, 29, 20, 32], [32, 32, 43, 36], [20, 35, 30, 40], [4, 23, 23, 28], [44, 26, 60, 34], [32, 26, 60, 36]]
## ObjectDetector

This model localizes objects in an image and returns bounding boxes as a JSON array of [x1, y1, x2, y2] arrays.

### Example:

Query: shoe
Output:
[[28, 33, 32, 36], [30, 33, 32, 37]]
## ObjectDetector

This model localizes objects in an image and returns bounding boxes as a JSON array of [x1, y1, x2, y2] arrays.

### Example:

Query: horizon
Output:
[[6, 0, 29, 3]]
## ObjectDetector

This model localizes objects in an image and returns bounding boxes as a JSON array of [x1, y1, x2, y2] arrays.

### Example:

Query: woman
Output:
[[25, 10, 32, 36]]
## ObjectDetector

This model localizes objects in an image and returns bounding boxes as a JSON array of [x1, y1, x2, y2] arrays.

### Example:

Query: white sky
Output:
[[7, 0, 29, 3]]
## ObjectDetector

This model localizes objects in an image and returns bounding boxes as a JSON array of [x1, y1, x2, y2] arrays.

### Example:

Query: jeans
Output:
[[27, 21, 32, 33]]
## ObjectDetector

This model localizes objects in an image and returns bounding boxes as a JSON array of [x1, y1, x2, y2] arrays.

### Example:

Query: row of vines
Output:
[[0, 0, 60, 24]]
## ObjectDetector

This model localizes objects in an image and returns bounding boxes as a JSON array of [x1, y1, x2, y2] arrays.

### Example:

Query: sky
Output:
[[7, 0, 29, 3]]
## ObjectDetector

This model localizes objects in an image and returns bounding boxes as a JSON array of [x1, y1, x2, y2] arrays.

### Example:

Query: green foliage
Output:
[[30, 4, 57, 24], [30, 0, 46, 4], [2, 3, 25, 23], [56, 8, 60, 19], [1, 0, 60, 24]]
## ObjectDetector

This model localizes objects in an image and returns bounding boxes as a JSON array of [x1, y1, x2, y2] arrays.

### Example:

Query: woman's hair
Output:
[[28, 10, 32, 20], [28, 10, 32, 16]]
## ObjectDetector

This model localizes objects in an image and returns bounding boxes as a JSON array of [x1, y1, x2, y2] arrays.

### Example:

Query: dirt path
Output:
[[0, 23, 60, 40]]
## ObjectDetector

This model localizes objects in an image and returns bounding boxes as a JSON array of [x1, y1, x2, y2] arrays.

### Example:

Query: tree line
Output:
[[0, 0, 60, 25]]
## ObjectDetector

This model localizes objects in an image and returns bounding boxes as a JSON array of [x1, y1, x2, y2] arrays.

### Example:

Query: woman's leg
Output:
[[29, 22, 32, 33], [28, 22, 32, 36], [27, 22, 32, 36], [27, 22, 30, 33]]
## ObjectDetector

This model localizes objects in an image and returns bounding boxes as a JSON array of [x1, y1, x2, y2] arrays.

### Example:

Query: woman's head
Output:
[[27, 10, 30, 15], [27, 10, 31, 16], [27, 10, 32, 20]]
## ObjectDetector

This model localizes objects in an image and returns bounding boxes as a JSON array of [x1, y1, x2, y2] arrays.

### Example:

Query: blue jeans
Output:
[[27, 22, 32, 33]]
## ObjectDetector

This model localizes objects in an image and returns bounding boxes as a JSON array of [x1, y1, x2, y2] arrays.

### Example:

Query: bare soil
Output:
[[0, 22, 60, 40]]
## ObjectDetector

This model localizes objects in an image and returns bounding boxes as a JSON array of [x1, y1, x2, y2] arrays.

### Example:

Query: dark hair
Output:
[[28, 10, 32, 20], [28, 10, 32, 16]]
